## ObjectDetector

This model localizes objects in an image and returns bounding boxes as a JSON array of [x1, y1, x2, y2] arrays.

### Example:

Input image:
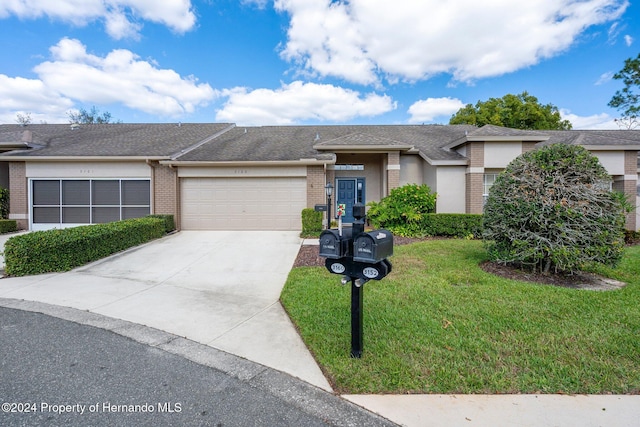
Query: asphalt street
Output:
[[0, 305, 397, 427]]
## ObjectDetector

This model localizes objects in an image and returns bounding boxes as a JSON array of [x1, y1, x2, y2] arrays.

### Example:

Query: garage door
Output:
[[181, 177, 306, 230]]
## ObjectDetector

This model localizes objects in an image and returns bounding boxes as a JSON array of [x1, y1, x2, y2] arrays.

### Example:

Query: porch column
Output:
[[465, 142, 485, 214], [387, 151, 400, 194]]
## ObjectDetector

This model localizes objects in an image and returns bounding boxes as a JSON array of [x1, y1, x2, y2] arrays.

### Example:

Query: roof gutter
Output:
[[418, 152, 469, 166], [0, 156, 169, 162], [572, 145, 640, 151], [443, 135, 549, 150], [314, 144, 413, 152], [159, 158, 335, 167]]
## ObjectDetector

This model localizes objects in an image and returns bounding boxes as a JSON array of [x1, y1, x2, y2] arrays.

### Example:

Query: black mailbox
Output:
[[353, 229, 393, 263], [319, 227, 353, 259]]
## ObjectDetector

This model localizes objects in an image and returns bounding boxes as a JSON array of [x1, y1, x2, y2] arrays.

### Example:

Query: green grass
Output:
[[280, 240, 640, 394]]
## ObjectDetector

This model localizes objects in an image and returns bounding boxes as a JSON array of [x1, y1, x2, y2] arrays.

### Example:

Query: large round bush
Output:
[[483, 144, 627, 274]]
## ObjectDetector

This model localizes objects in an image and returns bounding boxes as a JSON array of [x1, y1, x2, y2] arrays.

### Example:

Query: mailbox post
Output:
[[318, 203, 393, 358]]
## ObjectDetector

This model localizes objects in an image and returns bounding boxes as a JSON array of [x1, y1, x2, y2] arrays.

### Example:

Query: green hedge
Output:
[[147, 214, 176, 233], [421, 214, 483, 238], [0, 219, 17, 234], [3, 217, 165, 277], [378, 213, 483, 238], [0, 188, 9, 219], [301, 208, 323, 237]]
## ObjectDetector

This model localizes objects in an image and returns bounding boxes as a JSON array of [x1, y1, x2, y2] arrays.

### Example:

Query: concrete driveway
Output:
[[0, 231, 331, 391]]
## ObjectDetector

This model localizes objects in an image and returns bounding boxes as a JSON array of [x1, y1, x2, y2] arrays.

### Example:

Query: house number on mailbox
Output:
[[330, 263, 346, 274], [362, 267, 379, 279]]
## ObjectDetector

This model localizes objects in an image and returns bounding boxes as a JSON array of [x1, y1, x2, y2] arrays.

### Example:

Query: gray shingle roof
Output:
[[0, 123, 638, 164], [542, 129, 640, 146], [175, 124, 477, 162], [0, 123, 233, 157]]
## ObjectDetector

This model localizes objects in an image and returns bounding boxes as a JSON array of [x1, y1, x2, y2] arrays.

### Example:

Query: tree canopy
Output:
[[68, 106, 120, 124], [449, 92, 572, 130], [608, 53, 640, 129]]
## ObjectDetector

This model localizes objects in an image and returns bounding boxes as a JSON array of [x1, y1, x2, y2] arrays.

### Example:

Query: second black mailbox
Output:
[[319, 227, 353, 259], [353, 229, 393, 263]]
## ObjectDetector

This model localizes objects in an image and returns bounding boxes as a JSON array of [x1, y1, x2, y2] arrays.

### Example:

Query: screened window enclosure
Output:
[[31, 179, 150, 229]]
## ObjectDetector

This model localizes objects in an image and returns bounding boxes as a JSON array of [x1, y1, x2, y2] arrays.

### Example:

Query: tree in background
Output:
[[483, 144, 627, 274], [449, 91, 572, 130], [67, 106, 121, 124], [608, 53, 640, 130], [15, 112, 32, 126]]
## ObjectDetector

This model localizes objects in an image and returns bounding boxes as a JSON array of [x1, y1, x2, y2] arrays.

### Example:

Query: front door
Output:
[[336, 178, 365, 223]]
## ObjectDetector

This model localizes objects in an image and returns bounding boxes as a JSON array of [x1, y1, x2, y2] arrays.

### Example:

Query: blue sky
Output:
[[0, 0, 638, 129]]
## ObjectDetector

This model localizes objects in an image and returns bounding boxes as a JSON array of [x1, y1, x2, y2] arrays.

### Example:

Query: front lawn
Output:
[[280, 239, 640, 394]]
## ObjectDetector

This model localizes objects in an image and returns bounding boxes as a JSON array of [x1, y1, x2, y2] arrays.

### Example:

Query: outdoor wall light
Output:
[[325, 183, 333, 230]]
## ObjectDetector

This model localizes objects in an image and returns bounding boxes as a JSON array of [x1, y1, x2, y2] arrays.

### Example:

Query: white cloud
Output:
[[215, 81, 396, 125], [595, 71, 614, 85], [408, 97, 465, 123], [31, 38, 216, 117], [0, 0, 196, 39], [275, 0, 629, 85], [624, 34, 634, 46], [0, 74, 74, 124], [561, 109, 619, 129]]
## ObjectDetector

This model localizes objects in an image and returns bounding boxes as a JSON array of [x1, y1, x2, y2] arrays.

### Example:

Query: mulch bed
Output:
[[293, 236, 442, 268]]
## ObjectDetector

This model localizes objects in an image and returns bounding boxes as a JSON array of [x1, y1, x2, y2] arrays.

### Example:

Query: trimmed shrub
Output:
[[147, 214, 176, 233], [483, 144, 627, 274], [367, 184, 437, 233], [0, 188, 8, 219], [0, 219, 17, 234], [301, 208, 323, 237], [3, 217, 165, 277], [421, 214, 483, 238]]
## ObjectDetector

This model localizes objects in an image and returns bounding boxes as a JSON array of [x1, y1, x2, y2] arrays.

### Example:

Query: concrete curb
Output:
[[0, 298, 399, 427]]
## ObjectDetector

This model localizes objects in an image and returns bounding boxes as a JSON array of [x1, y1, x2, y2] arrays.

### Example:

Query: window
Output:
[[483, 173, 499, 205], [31, 179, 150, 228]]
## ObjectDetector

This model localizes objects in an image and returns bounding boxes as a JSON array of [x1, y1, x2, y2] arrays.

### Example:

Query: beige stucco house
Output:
[[0, 123, 638, 232]]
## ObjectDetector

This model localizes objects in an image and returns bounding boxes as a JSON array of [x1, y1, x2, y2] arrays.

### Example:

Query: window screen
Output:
[[92, 180, 120, 205], [122, 180, 150, 205], [32, 179, 150, 226], [33, 181, 60, 205], [62, 180, 90, 205]]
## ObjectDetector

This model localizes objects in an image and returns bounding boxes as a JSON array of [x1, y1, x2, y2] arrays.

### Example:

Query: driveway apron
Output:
[[0, 231, 332, 391]]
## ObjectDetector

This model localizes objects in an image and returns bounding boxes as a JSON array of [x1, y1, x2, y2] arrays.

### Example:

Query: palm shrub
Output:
[[367, 184, 437, 236], [483, 144, 627, 274]]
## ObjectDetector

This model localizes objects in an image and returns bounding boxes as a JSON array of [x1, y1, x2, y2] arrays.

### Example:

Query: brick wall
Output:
[[306, 165, 325, 207], [465, 142, 484, 214], [387, 151, 400, 193], [8, 162, 28, 229], [151, 162, 179, 226], [623, 151, 638, 230], [522, 142, 537, 153]]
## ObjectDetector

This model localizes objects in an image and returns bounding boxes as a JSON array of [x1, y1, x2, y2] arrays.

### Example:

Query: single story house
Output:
[[0, 123, 638, 232]]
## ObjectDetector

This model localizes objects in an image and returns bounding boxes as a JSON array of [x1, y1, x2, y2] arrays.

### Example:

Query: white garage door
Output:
[[181, 177, 306, 230]]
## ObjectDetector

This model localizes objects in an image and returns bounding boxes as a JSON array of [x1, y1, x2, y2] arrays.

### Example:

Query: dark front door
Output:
[[336, 178, 357, 223]]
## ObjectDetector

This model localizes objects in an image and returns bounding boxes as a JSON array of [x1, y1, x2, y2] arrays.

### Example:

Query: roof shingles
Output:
[[0, 123, 638, 164]]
